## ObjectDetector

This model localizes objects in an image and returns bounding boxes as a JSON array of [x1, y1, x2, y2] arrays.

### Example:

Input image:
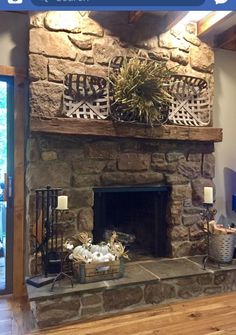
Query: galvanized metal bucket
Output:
[[209, 234, 235, 263]]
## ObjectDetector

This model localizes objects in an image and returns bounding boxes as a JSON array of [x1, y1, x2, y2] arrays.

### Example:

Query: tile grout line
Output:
[[185, 257, 215, 274], [137, 264, 160, 280]]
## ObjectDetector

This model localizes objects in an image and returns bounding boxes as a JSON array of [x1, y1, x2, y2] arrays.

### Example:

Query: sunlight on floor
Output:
[[0, 253, 5, 291]]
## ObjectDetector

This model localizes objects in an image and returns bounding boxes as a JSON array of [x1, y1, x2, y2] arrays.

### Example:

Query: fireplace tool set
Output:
[[26, 186, 73, 289]]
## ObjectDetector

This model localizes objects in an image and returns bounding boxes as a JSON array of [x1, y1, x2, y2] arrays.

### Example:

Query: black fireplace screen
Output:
[[93, 186, 169, 258]]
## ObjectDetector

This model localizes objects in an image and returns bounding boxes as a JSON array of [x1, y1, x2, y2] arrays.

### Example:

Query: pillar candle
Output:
[[57, 195, 68, 210], [204, 187, 213, 204]]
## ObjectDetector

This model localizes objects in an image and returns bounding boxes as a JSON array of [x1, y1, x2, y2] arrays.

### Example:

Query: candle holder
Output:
[[201, 203, 219, 270], [50, 209, 73, 291]]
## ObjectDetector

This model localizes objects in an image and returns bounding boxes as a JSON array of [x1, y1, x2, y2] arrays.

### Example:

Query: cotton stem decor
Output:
[[65, 231, 129, 264]]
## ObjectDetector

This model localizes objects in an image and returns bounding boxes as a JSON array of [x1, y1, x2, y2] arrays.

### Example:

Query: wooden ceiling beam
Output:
[[128, 11, 187, 30], [198, 11, 233, 37], [198, 12, 220, 36], [162, 11, 187, 32], [216, 24, 236, 49], [128, 11, 143, 24], [218, 40, 236, 51]]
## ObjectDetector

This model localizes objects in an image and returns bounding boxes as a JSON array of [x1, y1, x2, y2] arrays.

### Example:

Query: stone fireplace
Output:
[[26, 134, 224, 329], [26, 11, 219, 273], [27, 134, 215, 272], [25, 11, 227, 329]]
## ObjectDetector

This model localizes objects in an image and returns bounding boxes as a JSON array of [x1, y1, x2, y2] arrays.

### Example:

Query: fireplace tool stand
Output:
[[202, 203, 219, 270], [26, 186, 72, 288]]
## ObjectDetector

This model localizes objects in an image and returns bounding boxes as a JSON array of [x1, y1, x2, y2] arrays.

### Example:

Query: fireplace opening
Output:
[[93, 186, 169, 260]]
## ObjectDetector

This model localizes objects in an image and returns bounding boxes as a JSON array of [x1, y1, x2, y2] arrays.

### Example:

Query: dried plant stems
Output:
[[110, 58, 175, 125]]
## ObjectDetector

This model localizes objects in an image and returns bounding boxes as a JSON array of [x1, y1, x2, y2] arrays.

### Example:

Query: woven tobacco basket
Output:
[[168, 74, 212, 127], [63, 73, 110, 120], [209, 234, 235, 263]]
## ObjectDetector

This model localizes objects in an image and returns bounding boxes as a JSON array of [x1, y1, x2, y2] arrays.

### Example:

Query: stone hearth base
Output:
[[27, 256, 236, 329]]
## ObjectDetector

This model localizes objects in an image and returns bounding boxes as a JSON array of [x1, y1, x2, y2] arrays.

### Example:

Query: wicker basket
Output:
[[168, 75, 212, 127], [209, 234, 236, 263], [63, 73, 110, 120], [73, 259, 125, 284]]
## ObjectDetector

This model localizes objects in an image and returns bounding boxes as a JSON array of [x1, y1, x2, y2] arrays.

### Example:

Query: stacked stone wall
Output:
[[29, 11, 214, 118], [26, 134, 215, 271], [30, 269, 236, 328], [27, 11, 216, 272]]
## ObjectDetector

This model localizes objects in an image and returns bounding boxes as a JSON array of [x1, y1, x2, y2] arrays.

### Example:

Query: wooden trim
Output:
[[30, 117, 223, 143], [13, 74, 26, 298], [0, 65, 26, 78], [0, 65, 26, 297]]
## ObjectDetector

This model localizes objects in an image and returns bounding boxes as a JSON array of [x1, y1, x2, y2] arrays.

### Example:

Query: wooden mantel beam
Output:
[[30, 117, 223, 143]]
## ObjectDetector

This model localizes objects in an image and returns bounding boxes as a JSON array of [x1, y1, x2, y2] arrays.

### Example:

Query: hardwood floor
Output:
[[1, 292, 236, 335], [0, 296, 32, 335], [0, 256, 5, 291]]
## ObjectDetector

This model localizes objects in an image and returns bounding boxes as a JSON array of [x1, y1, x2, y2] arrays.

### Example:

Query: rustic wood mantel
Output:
[[30, 116, 223, 142]]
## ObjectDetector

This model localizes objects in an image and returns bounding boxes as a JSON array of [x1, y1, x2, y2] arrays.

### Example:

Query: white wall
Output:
[[214, 49, 236, 224], [0, 12, 28, 69]]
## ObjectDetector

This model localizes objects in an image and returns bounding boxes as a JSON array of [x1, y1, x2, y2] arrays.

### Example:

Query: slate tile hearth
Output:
[[27, 256, 236, 329], [27, 256, 236, 301], [27, 261, 159, 301], [189, 255, 236, 271], [105, 262, 159, 289], [139, 258, 207, 279]]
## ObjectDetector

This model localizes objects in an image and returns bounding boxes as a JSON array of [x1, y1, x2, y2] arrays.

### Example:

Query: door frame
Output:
[[0, 75, 14, 295], [0, 65, 26, 297]]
